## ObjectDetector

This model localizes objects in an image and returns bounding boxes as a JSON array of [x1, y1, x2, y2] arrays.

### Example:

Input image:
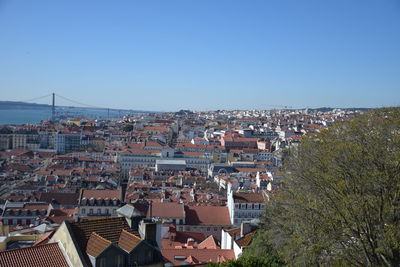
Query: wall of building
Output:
[[50, 222, 86, 267], [78, 205, 118, 217]]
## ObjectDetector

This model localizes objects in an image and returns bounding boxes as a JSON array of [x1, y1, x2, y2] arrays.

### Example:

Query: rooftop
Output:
[[233, 192, 266, 203], [0, 242, 70, 267], [185, 206, 231, 226]]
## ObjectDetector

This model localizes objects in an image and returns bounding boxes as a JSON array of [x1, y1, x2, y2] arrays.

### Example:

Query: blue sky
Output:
[[0, 0, 399, 111]]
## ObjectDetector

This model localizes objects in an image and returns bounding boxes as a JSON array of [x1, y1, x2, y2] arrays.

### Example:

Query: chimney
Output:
[[240, 221, 252, 237], [119, 183, 126, 203], [139, 221, 158, 247], [149, 200, 153, 218]]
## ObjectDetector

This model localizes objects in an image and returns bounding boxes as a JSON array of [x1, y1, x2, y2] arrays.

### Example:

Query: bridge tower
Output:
[[52, 93, 55, 121]]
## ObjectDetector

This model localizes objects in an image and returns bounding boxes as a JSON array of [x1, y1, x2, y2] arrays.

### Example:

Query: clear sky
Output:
[[0, 0, 399, 111]]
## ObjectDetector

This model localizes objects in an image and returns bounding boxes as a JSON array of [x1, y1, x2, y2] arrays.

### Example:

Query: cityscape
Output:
[[0, 1, 399, 266], [0, 106, 367, 266]]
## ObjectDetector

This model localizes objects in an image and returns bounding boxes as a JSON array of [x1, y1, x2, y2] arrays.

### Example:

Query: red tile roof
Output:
[[118, 229, 142, 252], [161, 248, 235, 265], [235, 230, 256, 248], [81, 189, 121, 199], [68, 217, 139, 265], [147, 202, 185, 219], [0, 243, 70, 267], [198, 235, 219, 249], [185, 206, 231, 226], [184, 255, 200, 264], [39, 192, 79, 206], [33, 231, 54, 246], [86, 232, 112, 257]]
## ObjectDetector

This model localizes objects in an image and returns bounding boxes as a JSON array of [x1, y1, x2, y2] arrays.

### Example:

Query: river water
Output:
[[0, 107, 131, 125]]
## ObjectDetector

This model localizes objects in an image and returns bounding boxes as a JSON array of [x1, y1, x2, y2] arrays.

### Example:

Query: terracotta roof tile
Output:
[[235, 230, 256, 248], [69, 217, 133, 253], [147, 202, 185, 219], [68, 217, 136, 266], [118, 229, 142, 252], [198, 235, 219, 249], [39, 192, 79, 206], [81, 189, 121, 199], [225, 227, 240, 236], [184, 255, 200, 264], [162, 231, 206, 249], [161, 248, 235, 265], [86, 232, 112, 257], [185, 206, 231, 226], [0, 243, 70, 267], [33, 231, 54, 246]]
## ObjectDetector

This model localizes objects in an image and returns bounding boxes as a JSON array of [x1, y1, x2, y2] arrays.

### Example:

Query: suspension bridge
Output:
[[20, 93, 136, 122]]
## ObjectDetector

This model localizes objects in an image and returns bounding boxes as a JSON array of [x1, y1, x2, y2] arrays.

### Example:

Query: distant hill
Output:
[[0, 101, 51, 109], [0, 101, 160, 114], [309, 107, 371, 112]]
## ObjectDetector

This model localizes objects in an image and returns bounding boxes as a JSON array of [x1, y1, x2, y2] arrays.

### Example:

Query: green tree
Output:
[[265, 108, 400, 266], [206, 229, 285, 267], [242, 229, 284, 266], [206, 255, 283, 267]]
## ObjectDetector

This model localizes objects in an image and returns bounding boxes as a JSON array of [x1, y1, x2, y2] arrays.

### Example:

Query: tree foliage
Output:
[[206, 229, 285, 267], [265, 108, 400, 266], [241, 229, 285, 266], [206, 255, 283, 267]]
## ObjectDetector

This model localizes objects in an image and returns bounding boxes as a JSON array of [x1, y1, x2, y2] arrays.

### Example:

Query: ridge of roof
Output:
[[235, 230, 257, 248], [198, 235, 219, 249], [118, 229, 142, 252]]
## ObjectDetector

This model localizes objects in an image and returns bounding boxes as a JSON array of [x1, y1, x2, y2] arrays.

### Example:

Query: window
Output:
[[89, 209, 93, 215], [97, 208, 101, 215], [207, 227, 211, 231], [105, 208, 109, 215], [214, 227, 218, 231]]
